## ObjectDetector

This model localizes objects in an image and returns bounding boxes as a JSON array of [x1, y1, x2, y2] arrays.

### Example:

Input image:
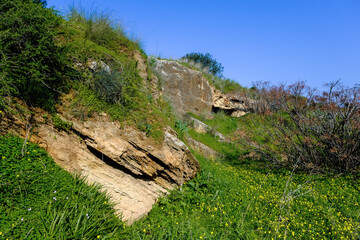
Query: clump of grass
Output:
[[68, 6, 139, 52]]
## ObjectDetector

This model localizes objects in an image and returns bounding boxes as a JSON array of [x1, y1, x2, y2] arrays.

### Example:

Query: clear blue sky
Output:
[[47, 0, 360, 89]]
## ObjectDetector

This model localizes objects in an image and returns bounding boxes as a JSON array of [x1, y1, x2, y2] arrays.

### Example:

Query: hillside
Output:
[[1, 1, 360, 239]]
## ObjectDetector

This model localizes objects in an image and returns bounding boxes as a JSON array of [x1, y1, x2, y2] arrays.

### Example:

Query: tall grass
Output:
[[67, 6, 139, 51]]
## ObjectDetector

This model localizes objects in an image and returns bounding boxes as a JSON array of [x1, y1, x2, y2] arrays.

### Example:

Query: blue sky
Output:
[[47, 0, 360, 90]]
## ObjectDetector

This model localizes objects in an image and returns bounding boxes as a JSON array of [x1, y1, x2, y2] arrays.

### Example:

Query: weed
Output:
[[138, 121, 152, 136], [175, 120, 189, 139]]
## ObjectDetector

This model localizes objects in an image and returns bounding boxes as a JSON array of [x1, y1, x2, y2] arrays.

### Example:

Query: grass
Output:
[[126, 153, 360, 239], [0, 134, 125, 239], [1, 121, 360, 239]]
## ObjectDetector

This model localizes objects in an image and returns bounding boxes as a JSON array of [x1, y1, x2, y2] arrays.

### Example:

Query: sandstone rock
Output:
[[133, 50, 148, 81], [212, 87, 254, 117], [152, 59, 213, 116], [2, 106, 200, 224]]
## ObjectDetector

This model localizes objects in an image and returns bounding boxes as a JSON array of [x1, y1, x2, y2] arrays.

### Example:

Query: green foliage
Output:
[[51, 114, 73, 133], [182, 52, 224, 77], [0, 0, 71, 109], [0, 135, 124, 239]]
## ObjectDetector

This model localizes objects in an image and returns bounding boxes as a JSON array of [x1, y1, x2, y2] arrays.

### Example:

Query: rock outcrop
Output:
[[2, 104, 200, 224], [153, 59, 213, 117], [212, 87, 255, 117], [151, 58, 256, 118]]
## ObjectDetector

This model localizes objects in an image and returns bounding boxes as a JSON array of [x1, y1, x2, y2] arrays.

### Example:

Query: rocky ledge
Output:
[[2, 106, 200, 224]]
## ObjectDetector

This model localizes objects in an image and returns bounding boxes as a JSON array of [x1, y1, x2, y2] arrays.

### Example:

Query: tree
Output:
[[182, 52, 224, 77]]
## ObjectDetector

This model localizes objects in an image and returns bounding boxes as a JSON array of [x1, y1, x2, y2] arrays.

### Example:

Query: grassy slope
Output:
[[2, 132, 358, 239], [128, 153, 359, 239], [0, 135, 125, 239], [1, 5, 359, 239]]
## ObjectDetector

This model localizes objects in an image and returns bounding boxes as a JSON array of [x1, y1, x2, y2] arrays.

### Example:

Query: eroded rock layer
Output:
[[2, 106, 200, 224]]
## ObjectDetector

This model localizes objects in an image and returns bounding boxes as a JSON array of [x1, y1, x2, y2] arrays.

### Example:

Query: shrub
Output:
[[0, 0, 71, 109], [242, 81, 360, 173], [89, 62, 141, 109], [182, 52, 224, 77]]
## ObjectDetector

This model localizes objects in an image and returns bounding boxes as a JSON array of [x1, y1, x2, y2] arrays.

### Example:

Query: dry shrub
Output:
[[242, 80, 360, 173]]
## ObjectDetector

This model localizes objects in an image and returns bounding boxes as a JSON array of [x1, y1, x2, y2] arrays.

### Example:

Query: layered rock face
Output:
[[2, 107, 200, 224], [212, 88, 255, 117], [153, 59, 213, 116]]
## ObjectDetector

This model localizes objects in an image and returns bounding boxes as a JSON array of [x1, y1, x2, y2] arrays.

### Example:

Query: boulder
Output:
[[152, 59, 213, 117]]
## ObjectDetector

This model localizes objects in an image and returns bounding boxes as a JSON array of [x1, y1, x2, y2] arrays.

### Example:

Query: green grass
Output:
[[0, 134, 126, 239], [1, 131, 359, 239], [126, 153, 360, 240], [203, 111, 239, 135]]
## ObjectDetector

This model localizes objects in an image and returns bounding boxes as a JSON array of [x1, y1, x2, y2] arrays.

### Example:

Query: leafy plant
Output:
[[138, 121, 152, 136], [175, 120, 189, 138]]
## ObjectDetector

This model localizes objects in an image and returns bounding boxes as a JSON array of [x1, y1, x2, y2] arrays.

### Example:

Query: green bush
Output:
[[0, 0, 71, 109], [182, 52, 224, 77]]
